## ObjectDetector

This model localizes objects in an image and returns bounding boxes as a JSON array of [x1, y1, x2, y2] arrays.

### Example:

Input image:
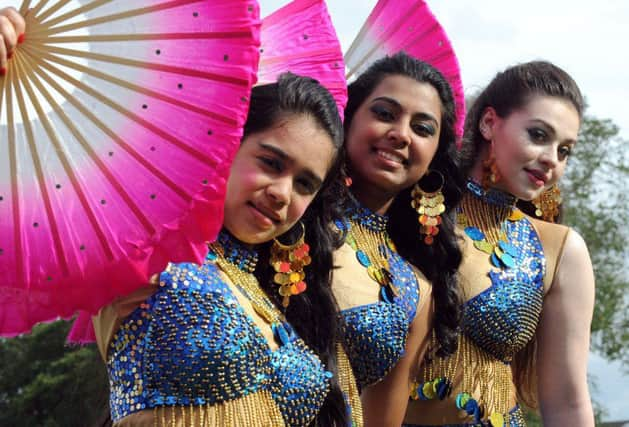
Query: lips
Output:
[[374, 147, 407, 166], [248, 201, 282, 224], [524, 168, 549, 187]]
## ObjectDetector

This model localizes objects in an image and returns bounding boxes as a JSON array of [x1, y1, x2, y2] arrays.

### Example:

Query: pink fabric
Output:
[[259, 0, 347, 119], [0, 1, 261, 340], [344, 0, 465, 144]]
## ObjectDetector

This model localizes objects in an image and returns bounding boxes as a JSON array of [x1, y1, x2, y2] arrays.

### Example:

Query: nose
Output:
[[539, 145, 560, 169], [387, 121, 412, 148], [266, 177, 291, 207]]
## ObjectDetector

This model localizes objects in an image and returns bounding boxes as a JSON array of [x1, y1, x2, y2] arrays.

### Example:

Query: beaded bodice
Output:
[[336, 200, 420, 389], [460, 181, 545, 362], [462, 215, 545, 362], [106, 232, 330, 426], [410, 182, 546, 426]]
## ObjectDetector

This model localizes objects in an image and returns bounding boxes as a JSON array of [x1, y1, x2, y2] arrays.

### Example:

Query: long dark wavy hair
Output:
[[458, 61, 584, 407], [246, 73, 349, 426], [344, 52, 464, 357]]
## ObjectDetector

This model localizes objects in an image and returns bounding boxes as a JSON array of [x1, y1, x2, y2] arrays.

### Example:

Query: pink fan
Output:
[[344, 0, 465, 141], [259, 0, 346, 119], [0, 0, 261, 338]]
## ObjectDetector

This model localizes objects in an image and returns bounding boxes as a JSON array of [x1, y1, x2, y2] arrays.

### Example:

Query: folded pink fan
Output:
[[345, 0, 465, 143], [0, 0, 261, 339], [259, 0, 346, 119]]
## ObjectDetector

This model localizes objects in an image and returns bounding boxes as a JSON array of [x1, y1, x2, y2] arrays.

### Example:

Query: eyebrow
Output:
[[529, 119, 576, 144], [371, 96, 439, 126], [258, 142, 324, 187]]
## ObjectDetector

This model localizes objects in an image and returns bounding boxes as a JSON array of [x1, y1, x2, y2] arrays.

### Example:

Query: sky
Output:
[[261, 0, 629, 421]]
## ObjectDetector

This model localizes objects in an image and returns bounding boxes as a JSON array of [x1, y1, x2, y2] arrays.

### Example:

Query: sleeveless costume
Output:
[[333, 198, 428, 391], [405, 180, 570, 427], [94, 231, 334, 427]]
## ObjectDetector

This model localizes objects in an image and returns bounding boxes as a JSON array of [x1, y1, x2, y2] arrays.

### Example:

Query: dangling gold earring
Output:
[[479, 123, 500, 189], [270, 222, 311, 307], [482, 147, 501, 189], [532, 185, 562, 222], [411, 170, 446, 245]]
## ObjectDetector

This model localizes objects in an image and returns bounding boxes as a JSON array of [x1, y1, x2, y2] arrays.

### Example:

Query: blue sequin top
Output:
[[407, 182, 546, 426], [336, 200, 420, 389], [106, 232, 331, 426], [461, 183, 545, 363]]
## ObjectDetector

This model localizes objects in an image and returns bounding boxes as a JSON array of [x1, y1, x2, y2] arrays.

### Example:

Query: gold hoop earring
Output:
[[270, 222, 311, 307], [532, 185, 562, 222], [411, 170, 446, 245]]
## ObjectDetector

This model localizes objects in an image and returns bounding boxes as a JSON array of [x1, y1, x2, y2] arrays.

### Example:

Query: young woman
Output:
[[92, 73, 352, 426], [332, 52, 465, 426], [404, 61, 595, 426]]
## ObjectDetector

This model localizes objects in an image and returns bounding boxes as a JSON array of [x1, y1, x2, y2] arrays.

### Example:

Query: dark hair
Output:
[[459, 61, 583, 407], [247, 73, 349, 426], [345, 52, 464, 357]]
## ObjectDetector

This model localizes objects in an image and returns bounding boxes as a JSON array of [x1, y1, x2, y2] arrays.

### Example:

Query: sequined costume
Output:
[[405, 181, 570, 427], [94, 231, 332, 427], [333, 199, 426, 390]]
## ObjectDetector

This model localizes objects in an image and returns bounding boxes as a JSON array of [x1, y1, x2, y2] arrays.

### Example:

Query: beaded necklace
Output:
[[457, 179, 524, 269], [341, 199, 400, 303], [207, 231, 294, 346]]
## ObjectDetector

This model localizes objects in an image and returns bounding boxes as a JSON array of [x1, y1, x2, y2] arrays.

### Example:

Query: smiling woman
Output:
[[404, 61, 595, 427], [92, 73, 354, 426], [332, 52, 465, 426], [225, 114, 335, 244]]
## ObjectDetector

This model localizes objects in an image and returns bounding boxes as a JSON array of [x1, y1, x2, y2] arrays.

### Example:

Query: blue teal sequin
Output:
[[107, 232, 330, 426], [356, 250, 371, 267], [402, 404, 527, 426], [338, 198, 420, 389], [466, 179, 517, 207]]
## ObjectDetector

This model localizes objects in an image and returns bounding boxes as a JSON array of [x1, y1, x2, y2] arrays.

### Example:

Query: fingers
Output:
[[0, 7, 26, 75]]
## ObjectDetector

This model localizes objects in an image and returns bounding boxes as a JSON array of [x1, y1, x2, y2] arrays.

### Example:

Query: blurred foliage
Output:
[[562, 115, 629, 369], [0, 321, 110, 427]]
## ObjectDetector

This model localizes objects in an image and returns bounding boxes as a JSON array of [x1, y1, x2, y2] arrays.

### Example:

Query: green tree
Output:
[[0, 321, 110, 427], [561, 115, 629, 369]]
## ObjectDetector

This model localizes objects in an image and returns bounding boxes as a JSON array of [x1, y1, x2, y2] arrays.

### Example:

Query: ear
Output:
[[479, 107, 498, 141]]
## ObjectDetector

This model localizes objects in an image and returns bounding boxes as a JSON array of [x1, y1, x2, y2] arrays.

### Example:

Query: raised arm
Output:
[[536, 229, 595, 426]]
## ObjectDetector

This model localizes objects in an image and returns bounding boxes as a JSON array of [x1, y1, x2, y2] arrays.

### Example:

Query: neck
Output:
[[346, 193, 389, 232], [349, 184, 397, 216], [212, 229, 259, 273]]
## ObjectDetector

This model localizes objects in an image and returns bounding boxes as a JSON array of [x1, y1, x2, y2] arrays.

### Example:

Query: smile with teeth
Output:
[[376, 149, 406, 165]]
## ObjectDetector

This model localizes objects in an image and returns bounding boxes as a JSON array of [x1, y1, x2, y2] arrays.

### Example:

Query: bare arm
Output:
[[361, 291, 434, 427], [537, 229, 595, 426]]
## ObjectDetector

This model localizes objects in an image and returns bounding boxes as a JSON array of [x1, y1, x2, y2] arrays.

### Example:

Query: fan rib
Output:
[[29, 0, 54, 19], [5, 69, 25, 288], [34, 44, 249, 88], [34, 0, 71, 23], [31, 0, 204, 36], [18, 54, 116, 261], [29, 63, 188, 236], [29, 47, 238, 126], [30, 31, 253, 44], [22, 46, 222, 174], [12, 56, 70, 278], [19, 0, 34, 17], [28, 56, 194, 214]]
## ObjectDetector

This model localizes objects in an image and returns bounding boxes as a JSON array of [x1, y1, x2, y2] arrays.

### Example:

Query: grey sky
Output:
[[262, 0, 629, 421]]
